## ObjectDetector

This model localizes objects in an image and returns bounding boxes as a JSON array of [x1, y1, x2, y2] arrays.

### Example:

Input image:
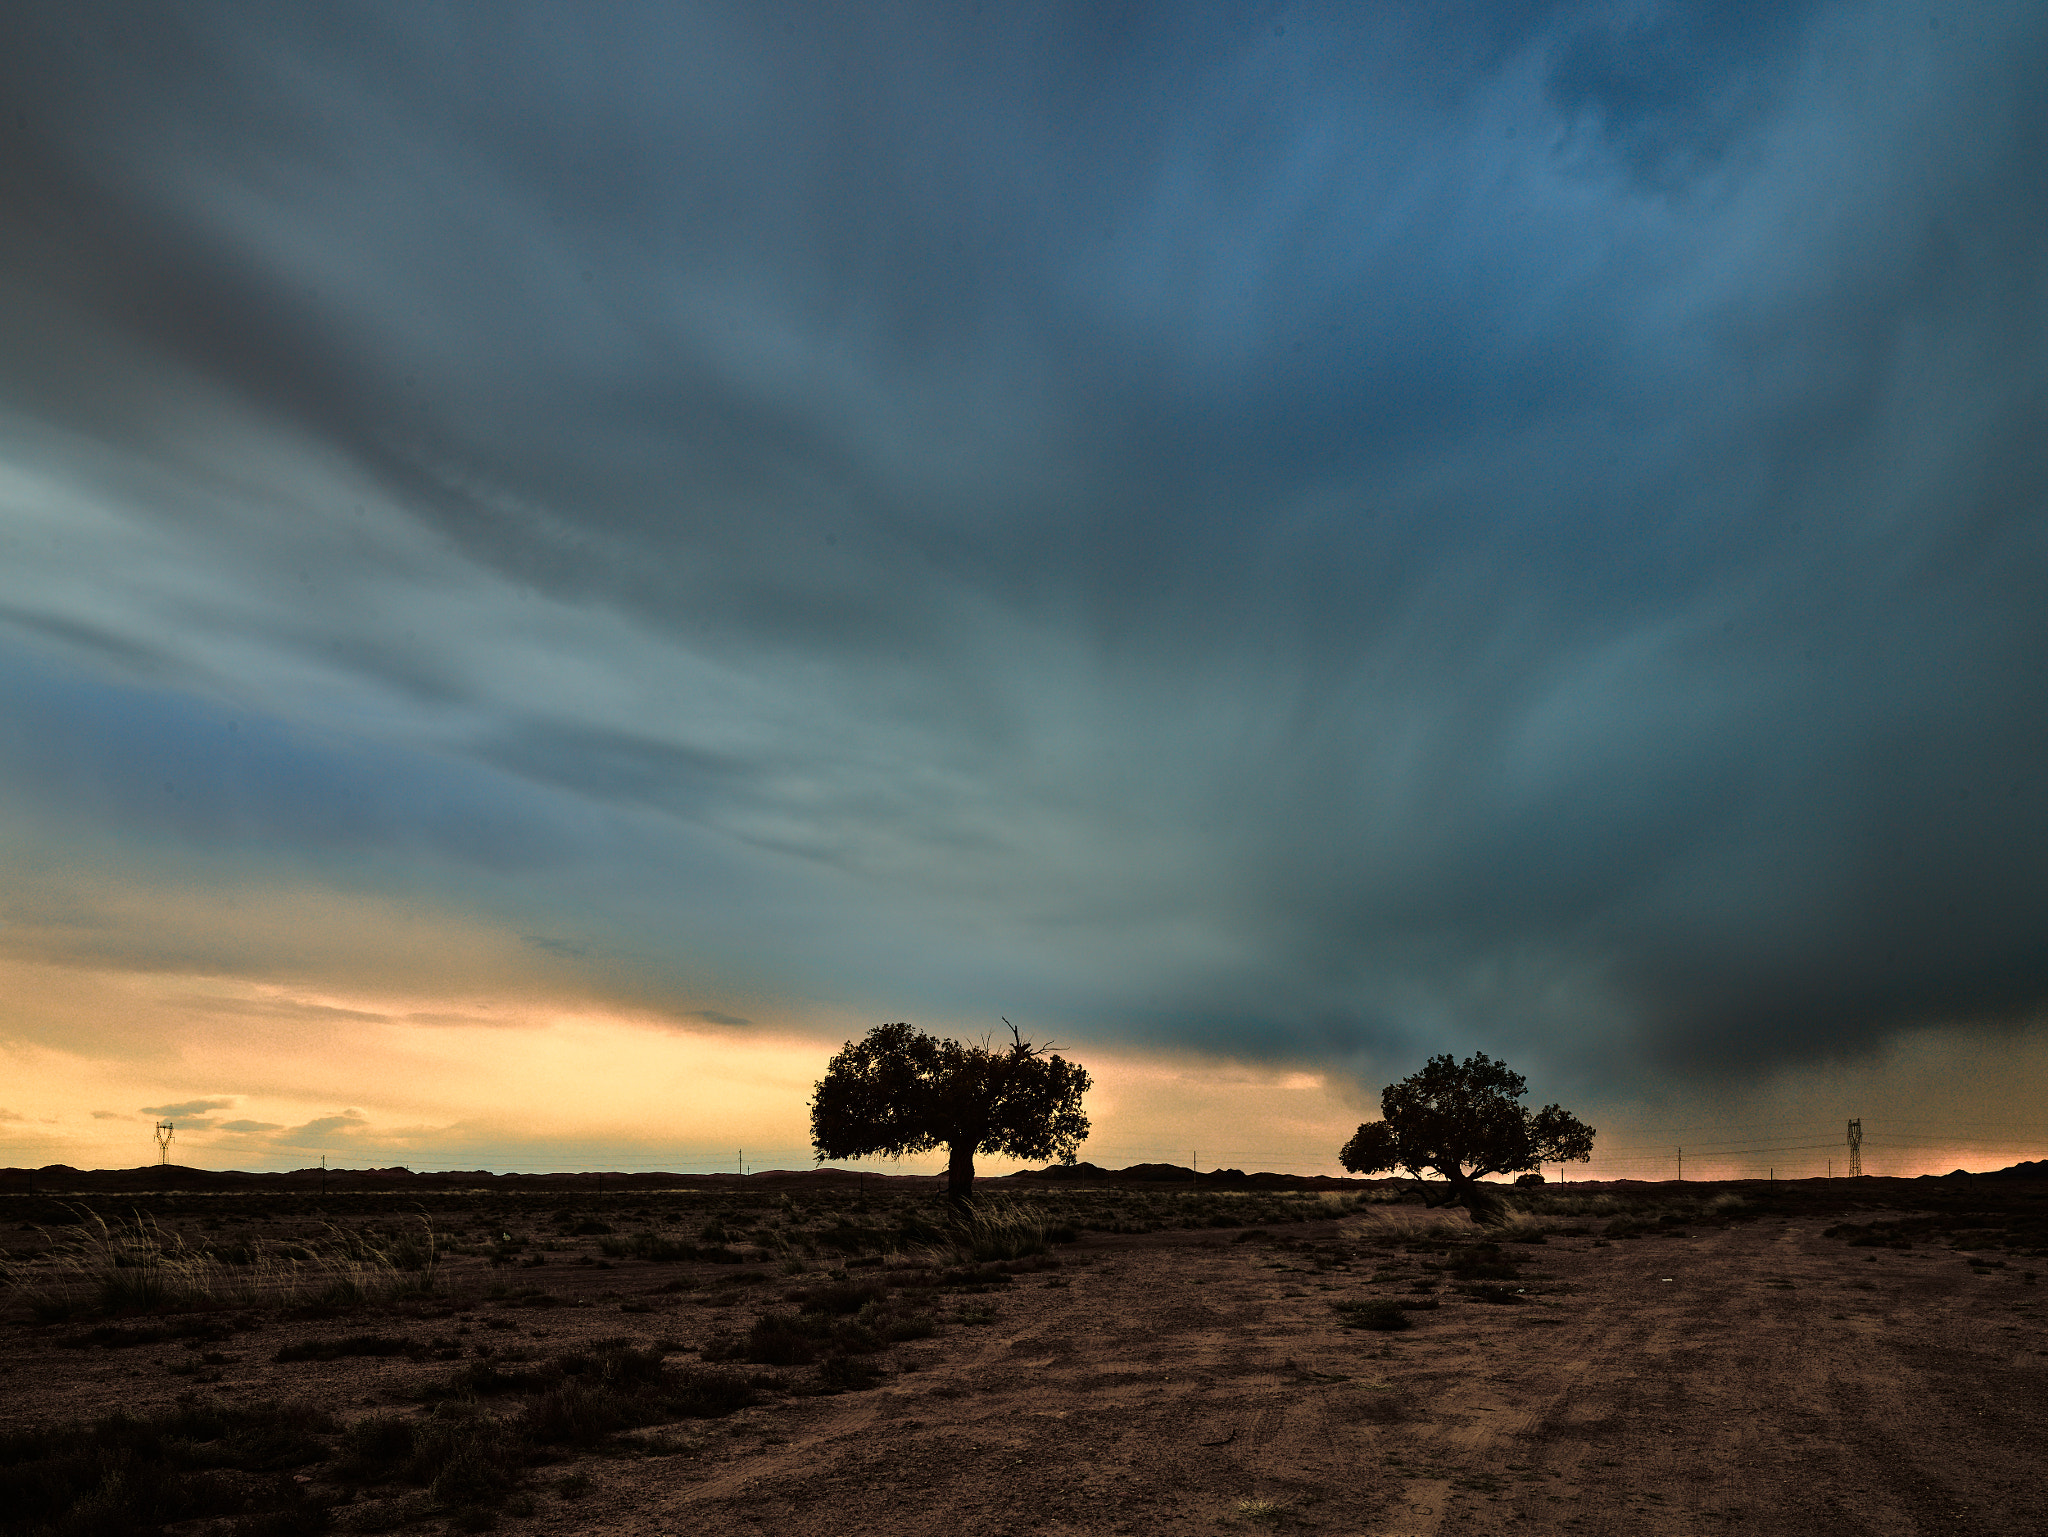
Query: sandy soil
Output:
[[6, 1199, 2045, 1536]]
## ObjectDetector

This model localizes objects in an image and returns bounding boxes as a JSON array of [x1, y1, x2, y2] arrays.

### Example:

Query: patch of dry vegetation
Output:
[[9, 1174, 2028, 1535]]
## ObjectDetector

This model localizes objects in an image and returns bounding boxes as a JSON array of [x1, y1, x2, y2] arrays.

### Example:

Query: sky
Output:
[[1, 1, 2045, 1181]]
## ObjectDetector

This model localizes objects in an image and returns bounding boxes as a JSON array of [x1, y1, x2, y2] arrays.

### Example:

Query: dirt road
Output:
[[7, 1200, 2043, 1534], [540, 1211, 2047, 1536]]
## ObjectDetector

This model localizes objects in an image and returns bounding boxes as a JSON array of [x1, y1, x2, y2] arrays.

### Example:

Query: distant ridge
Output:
[[0, 1164, 936, 1194], [1917, 1158, 2048, 1180], [1006, 1161, 1369, 1190], [5, 1157, 2042, 1195], [0, 1161, 1370, 1194]]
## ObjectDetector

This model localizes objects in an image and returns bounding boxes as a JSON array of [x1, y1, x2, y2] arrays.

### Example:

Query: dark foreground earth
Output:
[[2, 1175, 2044, 1536]]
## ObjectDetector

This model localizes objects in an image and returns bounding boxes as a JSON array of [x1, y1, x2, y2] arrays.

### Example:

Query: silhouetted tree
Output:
[[811, 1021, 1092, 1207], [1338, 1052, 1594, 1225]]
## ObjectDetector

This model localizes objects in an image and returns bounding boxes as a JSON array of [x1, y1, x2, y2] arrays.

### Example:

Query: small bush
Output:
[[1449, 1261, 1521, 1281], [336, 1414, 417, 1481], [521, 1382, 640, 1447], [720, 1313, 821, 1367], [559, 1342, 668, 1389], [1458, 1283, 1525, 1304], [419, 1421, 522, 1511], [819, 1355, 884, 1392], [816, 1220, 890, 1256], [437, 1359, 560, 1398], [275, 1335, 423, 1363], [598, 1232, 706, 1262], [949, 1199, 1067, 1262], [662, 1364, 781, 1418], [1333, 1299, 1412, 1331], [784, 1280, 887, 1315], [864, 1301, 936, 1342], [0, 1402, 339, 1535], [63, 1319, 233, 1350]]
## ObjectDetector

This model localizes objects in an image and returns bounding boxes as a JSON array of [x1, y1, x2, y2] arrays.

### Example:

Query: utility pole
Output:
[[154, 1121, 174, 1166], [1677, 1146, 1682, 1181], [1847, 1119, 1862, 1179], [320, 1153, 327, 1196]]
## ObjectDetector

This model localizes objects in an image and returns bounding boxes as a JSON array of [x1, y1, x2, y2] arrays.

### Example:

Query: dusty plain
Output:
[[2, 1176, 2044, 1537]]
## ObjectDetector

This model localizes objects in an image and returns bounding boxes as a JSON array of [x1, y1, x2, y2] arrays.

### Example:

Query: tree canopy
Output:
[[1338, 1052, 1594, 1224], [810, 1020, 1091, 1206]]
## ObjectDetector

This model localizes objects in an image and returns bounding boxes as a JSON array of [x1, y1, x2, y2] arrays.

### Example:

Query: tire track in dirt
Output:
[[1343, 1217, 2048, 1537], [481, 1210, 2048, 1536]]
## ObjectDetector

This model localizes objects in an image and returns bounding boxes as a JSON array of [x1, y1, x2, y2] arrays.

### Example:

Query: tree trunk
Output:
[[1450, 1171, 1509, 1227], [1427, 1168, 1509, 1226], [946, 1142, 976, 1211]]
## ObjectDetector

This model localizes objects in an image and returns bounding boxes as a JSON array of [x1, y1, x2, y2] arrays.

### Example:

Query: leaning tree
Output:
[[810, 1020, 1091, 1207], [1338, 1052, 1594, 1225]]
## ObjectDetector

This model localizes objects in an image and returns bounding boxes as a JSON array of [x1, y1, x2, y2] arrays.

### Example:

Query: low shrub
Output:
[[662, 1364, 782, 1418], [416, 1417, 523, 1511], [0, 1402, 338, 1536], [598, 1233, 702, 1263], [1457, 1283, 1525, 1304], [275, 1334, 423, 1363], [3, 1212, 439, 1319], [61, 1319, 234, 1350], [336, 1413, 417, 1480], [1333, 1299, 1412, 1331], [559, 1341, 670, 1389], [783, 1280, 887, 1315], [951, 1199, 1066, 1262], [435, 1358, 561, 1398], [522, 1381, 643, 1447], [820, 1354, 884, 1392], [1449, 1261, 1521, 1281]]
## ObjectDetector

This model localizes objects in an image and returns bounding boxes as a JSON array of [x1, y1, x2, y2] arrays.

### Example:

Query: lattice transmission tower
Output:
[[1846, 1118, 1861, 1179], [153, 1120, 174, 1166]]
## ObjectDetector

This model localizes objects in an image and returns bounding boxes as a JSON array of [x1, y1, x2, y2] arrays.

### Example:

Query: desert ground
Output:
[[2, 1175, 2044, 1536]]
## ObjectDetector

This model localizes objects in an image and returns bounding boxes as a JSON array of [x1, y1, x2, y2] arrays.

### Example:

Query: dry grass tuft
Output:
[[1, 1209, 441, 1320]]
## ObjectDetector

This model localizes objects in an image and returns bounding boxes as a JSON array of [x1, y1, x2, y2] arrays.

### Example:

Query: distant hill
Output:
[[0, 1161, 1370, 1194], [1917, 1158, 2048, 1180], [0, 1164, 938, 1194], [12, 1157, 2036, 1196], [1006, 1161, 1370, 1190]]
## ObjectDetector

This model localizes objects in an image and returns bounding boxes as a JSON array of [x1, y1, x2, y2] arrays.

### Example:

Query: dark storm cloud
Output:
[[1, 1, 2045, 1086], [0, 645, 588, 870]]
